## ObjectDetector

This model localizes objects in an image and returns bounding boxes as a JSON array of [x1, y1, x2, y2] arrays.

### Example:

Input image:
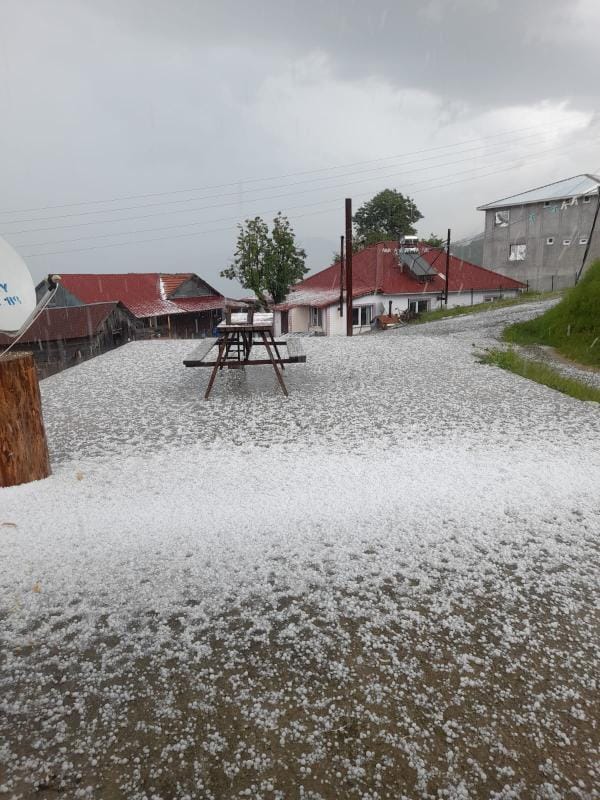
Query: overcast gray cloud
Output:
[[1, 0, 599, 292]]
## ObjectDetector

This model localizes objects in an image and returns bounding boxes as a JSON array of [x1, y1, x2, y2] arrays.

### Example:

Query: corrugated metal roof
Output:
[[56, 273, 224, 319], [159, 273, 194, 298], [477, 174, 600, 210], [170, 296, 226, 313], [0, 302, 118, 345], [273, 242, 525, 311]]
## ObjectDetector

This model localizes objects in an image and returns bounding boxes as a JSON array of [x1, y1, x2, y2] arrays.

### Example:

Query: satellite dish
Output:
[[0, 237, 37, 334]]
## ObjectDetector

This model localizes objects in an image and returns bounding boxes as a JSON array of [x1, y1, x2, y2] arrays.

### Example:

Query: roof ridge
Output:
[[46, 300, 119, 308], [477, 174, 600, 210]]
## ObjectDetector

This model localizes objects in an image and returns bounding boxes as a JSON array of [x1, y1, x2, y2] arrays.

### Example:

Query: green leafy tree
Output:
[[353, 189, 423, 249], [424, 233, 445, 248], [221, 213, 307, 308]]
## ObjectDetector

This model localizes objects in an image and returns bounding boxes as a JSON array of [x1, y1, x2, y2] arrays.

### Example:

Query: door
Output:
[[281, 311, 289, 334]]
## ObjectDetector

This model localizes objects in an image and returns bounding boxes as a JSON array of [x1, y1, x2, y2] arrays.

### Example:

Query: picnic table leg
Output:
[[269, 333, 285, 370], [222, 332, 236, 366], [242, 331, 252, 360], [205, 335, 227, 399], [260, 331, 289, 397]]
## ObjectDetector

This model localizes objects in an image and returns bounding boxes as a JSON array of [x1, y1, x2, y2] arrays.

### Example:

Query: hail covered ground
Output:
[[1, 301, 599, 799]]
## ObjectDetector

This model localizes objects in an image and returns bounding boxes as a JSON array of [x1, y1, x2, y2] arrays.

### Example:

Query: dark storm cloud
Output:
[[1, 0, 598, 289], [84, 0, 598, 111]]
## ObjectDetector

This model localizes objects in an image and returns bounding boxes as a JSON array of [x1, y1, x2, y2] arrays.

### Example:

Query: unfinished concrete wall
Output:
[[482, 196, 600, 290]]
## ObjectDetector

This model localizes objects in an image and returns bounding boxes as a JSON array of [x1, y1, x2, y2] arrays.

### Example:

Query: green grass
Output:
[[479, 348, 600, 403], [417, 291, 559, 324], [503, 260, 600, 368]]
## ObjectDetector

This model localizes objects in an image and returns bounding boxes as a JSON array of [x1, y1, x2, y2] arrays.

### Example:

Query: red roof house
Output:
[[43, 272, 224, 319], [273, 241, 525, 335], [37, 272, 228, 338]]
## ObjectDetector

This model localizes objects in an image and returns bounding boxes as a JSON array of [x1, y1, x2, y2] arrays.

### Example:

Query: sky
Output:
[[1, 0, 599, 295]]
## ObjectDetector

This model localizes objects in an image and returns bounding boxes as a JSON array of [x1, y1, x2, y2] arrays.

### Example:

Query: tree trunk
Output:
[[0, 352, 51, 487]]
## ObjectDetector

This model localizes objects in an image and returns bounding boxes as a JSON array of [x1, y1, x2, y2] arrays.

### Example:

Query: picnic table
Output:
[[183, 311, 305, 399]]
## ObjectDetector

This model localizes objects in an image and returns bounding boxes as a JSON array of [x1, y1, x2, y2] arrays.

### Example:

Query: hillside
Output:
[[503, 259, 600, 367]]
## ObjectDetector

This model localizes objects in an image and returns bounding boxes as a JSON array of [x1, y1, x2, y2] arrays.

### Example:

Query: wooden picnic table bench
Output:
[[183, 312, 305, 399]]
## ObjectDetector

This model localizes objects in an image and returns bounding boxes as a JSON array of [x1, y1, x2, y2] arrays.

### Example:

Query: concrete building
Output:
[[272, 241, 524, 336], [478, 174, 600, 291]]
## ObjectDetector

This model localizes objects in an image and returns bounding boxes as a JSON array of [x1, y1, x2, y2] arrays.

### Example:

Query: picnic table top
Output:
[[217, 312, 274, 332]]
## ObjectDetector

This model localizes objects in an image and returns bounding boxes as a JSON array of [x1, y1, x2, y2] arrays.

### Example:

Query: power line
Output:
[[7, 138, 571, 242], [22, 147, 575, 259], [5, 129, 562, 233], [20, 143, 574, 249], [0, 121, 579, 221], [2, 128, 570, 230]]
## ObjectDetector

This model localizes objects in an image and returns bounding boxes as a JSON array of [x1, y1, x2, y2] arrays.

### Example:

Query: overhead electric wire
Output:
[[0, 120, 578, 223], [7, 137, 571, 241], [4, 129, 564, 233], [22, 145, 576, 259], [3, 128, 571, 230]]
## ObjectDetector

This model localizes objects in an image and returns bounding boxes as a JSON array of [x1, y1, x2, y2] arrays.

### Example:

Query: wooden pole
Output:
[[0, 352, 51, 487], [339, 235, 344, 316], [444, 228, 451, 307], [345, 198, 353, 337]]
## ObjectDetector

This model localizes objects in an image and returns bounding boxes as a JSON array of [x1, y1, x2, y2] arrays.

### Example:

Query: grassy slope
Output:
[[479, 348, 600, 404], [503, 260, 600, 368]]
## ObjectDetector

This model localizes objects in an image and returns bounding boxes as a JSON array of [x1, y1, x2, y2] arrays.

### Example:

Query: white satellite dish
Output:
[[0, 237, 37, 334]]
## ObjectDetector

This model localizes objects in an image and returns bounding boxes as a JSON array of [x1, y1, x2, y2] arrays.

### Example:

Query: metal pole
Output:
[[444, 228, 451, 307], [345, 199, 353, 336], [576, 188, 600, 284], [339, 235, 344, 316]]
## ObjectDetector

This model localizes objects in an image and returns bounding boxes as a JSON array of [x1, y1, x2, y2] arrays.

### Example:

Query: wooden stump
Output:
[[0, 352, 51, 487]]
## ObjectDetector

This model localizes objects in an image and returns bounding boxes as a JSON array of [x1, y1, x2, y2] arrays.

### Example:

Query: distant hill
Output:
[[504, 259, 600, 367], [450, 232, 484, 267]]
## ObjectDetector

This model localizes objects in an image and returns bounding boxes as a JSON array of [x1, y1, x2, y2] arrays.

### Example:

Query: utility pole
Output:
[[444, 228, 451, 307], [339, 235, 345, 315], [345, 198, 353, 336], [576, 189, 600, 284]]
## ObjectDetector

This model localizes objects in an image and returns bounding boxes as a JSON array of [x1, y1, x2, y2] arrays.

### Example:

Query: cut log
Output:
[[0, 352, 51, 487]]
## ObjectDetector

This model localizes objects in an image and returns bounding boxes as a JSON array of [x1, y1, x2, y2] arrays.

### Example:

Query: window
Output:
[[408, 300, 429, 314], [543, 201, 552, 208], [562, 238, 571, 246], [509, 243, 526, 261], [310, 307, 322, 327], [546, 237, 554, 245], [579, 237, 588, 245], [494, 210, 509, 227], [352, 305, 372, 326], [583, 195, 591, 203]]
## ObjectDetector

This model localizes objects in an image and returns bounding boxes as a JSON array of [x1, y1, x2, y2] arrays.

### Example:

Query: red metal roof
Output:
[[0, 303, 119, 345], [274, 242, 525, 309], [159, 273, 194, 297], [57, 273, 225, 319], [170, 296, 226, 313]]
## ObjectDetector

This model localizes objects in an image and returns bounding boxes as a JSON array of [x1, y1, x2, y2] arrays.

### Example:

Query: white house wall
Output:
[[290, 306, 310, 333], [325, 304, 346, 336], [274, 287, 519, 337]]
